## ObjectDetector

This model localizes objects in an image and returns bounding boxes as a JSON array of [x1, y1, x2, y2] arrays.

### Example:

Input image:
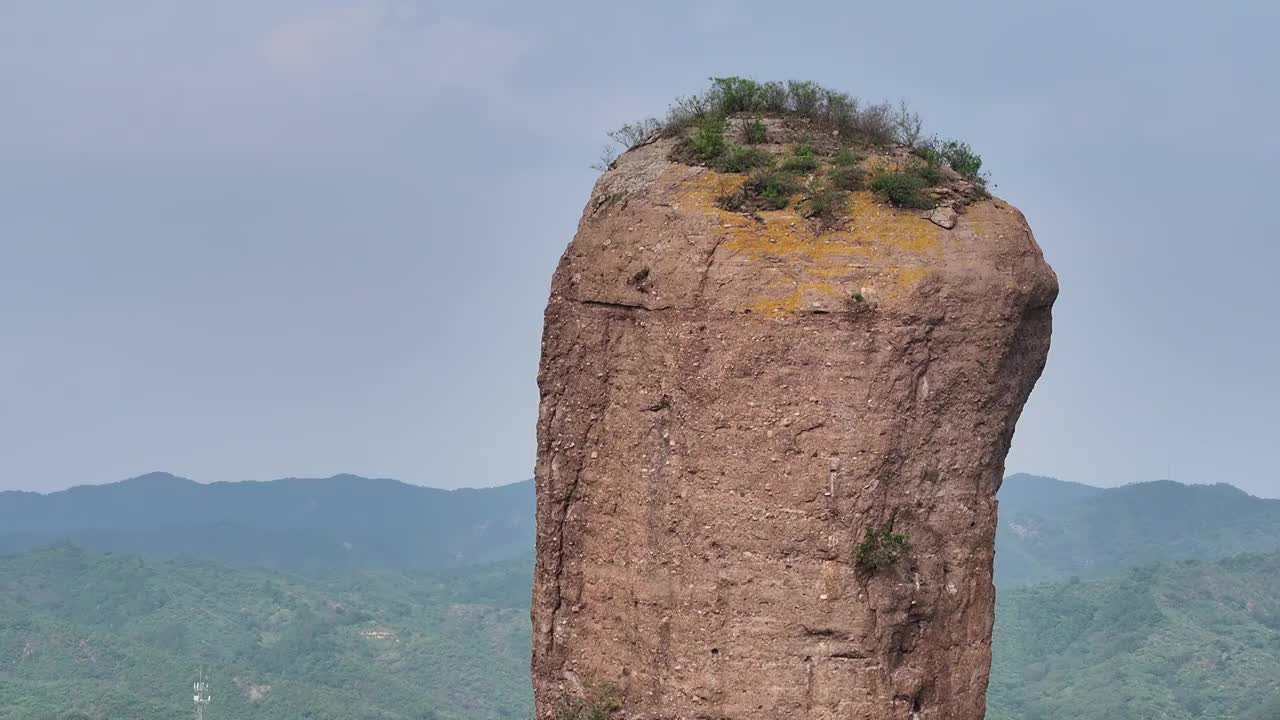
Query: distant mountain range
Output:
[[996, 473, 1280, 586], [0, 472, 534, 575], [3, 471, 1279, 719], [4, 471, 1276, 587]]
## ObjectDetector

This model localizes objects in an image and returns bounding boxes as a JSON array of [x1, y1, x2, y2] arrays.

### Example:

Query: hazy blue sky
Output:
[[2, 2, 1277, 496]]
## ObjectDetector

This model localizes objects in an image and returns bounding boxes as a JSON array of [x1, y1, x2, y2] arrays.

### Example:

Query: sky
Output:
[[1, 1, 1277, 497]]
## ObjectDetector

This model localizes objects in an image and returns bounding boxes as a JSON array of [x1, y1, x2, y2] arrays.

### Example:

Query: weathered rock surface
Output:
[[927, 205, 958, 230], [532, 136, 1056, 720]]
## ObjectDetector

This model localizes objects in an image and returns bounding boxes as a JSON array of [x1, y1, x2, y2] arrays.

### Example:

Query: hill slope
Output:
[[0, 545, 534, 720], [9, 545, 1280, 720], [5, 472, 1280, 718], [989, 553, 1280, 719], [0, 473, 534, 574], [996, 474, 1280, 586], [8, 472, 1275, 586]]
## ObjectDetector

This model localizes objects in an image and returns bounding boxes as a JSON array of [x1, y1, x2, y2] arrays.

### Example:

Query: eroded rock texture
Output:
[[532, 136, 1056, 720]]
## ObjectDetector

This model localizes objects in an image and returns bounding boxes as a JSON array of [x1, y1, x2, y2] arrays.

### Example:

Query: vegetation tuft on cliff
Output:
[[593, 77, 990, 228]]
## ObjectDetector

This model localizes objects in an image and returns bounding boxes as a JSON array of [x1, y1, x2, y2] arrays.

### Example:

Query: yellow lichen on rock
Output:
[[890, 266, 931, 291], [843, 192, 942, 255], [679, 171, 943, 315], [747, 281, 838, 316]]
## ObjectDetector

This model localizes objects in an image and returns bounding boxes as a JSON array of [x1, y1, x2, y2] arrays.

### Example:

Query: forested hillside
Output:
[[0, 546, 533, 720], [989, 554, 1280, 719], [4, 473, 1279, 718], [10, 544, 1280, 720]]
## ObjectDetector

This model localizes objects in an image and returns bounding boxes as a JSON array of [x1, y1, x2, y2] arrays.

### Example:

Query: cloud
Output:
[[260, 4, 527, 98], [1, 4, 532, 162], [262, 4, 384, 69]]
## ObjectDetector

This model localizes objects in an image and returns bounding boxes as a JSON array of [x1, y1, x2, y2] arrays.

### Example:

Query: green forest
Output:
[[2, 473, 1279, 719], [0, 546, 533, 720], [990, 555, 1280, 719]]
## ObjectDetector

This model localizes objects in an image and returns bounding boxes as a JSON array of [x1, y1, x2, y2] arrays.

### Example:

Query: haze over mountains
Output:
[[0, 472, 534, 575], [3, 472, 1276, 587], [996, 473, 1280, 586], [2, 472, 1278, 719]]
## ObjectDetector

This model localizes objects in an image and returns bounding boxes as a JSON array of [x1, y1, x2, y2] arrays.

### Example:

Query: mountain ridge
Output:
[[9, 470, 1267, 500], [0, 473, 535, 575], [996, 473, 1280, 586], [3, 471, 1279, 718], [4, 472, 1276, 585], [0, 470, 526, 497]]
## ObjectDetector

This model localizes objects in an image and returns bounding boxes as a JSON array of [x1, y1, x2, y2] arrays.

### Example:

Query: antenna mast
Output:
[[193, 669, 211, 720]]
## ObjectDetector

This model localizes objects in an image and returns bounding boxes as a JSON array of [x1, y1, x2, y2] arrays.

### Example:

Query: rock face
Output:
[[532, 135, 1056, 720]]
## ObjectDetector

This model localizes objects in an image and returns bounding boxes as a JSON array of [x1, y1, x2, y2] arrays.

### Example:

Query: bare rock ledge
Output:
[[532, 137, 1057, 720]]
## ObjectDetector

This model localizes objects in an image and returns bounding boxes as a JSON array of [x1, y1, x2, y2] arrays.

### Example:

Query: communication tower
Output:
[[193, 669, 211, 720]]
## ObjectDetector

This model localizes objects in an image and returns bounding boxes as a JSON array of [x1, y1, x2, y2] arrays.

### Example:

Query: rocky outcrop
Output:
[[532, 132, 1056, 719]]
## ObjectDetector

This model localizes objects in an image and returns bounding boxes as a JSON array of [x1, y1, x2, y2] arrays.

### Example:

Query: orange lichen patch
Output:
[[748, 281, 838, 316], [679, 171, 943, 314], [871, 266, 931, 303], [808, 261, 872, 279], [683, 175, 941, 259], [699, 172, 748, 201], [684, 175, 839, 258], [893, 267, 930, 287], [843, 193, 942, 254]]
